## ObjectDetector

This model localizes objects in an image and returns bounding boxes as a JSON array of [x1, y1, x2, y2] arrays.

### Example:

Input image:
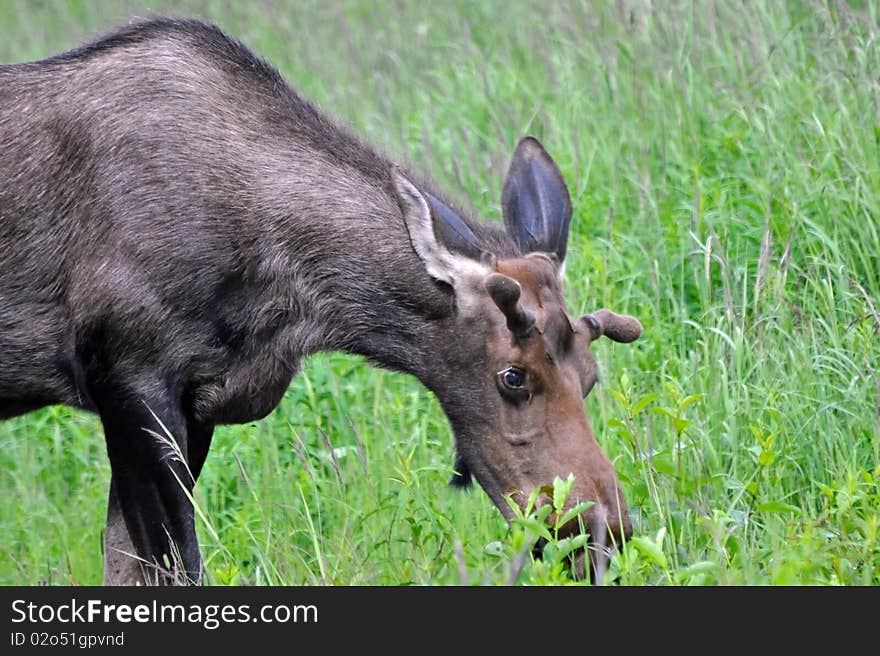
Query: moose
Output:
[[0, 18, 641, 585]]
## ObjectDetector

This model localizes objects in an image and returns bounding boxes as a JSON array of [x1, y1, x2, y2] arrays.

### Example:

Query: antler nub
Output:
[[485, 273, 535, 337], [583, 309, 642, 343]]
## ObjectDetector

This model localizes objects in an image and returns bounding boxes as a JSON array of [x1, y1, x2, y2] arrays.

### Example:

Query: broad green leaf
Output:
[[549, 534, 590, 561], [672, 417, 691, 433], [567, 534, 590, 551], [678, 394, 702, 410], [630, 535, 668, 568], [535, 504, 553, 523], [553, 474, 575, 513], [559, 501, 595, 528], [512, 517, 553, 542], [504, 494, 523, 518], [608, 389, 628, 408], [632, 392, 659, 415]]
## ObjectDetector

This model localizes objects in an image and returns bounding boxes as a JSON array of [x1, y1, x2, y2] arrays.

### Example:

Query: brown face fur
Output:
[[395, 136, 641, 581], [472, 254, 633, 576]]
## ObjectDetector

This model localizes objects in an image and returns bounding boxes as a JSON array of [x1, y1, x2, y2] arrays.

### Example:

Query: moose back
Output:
[[0, 18, 641, 584]]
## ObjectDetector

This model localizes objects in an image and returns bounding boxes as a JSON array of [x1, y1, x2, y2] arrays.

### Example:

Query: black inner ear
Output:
[[501, 138, 572, 262], [426, 193, 482, 259], [449, 454, 472, 488]]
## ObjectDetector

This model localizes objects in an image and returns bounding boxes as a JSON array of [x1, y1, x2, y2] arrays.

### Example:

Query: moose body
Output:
[[0, 18, 641, 584]]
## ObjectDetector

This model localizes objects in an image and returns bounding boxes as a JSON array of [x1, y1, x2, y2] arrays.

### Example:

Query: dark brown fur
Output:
[[0, 18, 641, 584]]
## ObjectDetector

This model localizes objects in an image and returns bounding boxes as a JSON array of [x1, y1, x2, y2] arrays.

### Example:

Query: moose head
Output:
[[393, 136, 642, 581]]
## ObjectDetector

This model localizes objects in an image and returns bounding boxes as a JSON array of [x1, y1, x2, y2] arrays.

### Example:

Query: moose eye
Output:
[[497, 367, 531, 403], [499, 367, 526, 390]]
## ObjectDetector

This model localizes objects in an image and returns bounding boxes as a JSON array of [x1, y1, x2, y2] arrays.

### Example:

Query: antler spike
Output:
[[583, 309, 642, 343], [485, 273, 535, 337]]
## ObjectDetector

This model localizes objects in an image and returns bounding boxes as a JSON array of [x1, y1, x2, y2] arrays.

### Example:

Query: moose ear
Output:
[[393, 168, 486, 286], [502, 136, 572, 264], [424, 192, 483, 260]]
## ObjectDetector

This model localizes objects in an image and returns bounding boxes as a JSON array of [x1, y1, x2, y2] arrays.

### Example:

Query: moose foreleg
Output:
[[93, 383, 201, 585], [103, 481, 144, 585], [102, 412, 214, 585]]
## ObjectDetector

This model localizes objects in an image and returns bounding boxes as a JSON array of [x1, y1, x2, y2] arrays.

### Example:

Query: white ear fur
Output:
[[393, 169, 487, 286]]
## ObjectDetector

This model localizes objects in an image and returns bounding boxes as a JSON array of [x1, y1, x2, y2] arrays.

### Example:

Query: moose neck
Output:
[[260, 164, 477, 380]]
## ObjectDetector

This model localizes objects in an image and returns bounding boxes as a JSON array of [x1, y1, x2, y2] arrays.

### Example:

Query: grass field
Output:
[[1, 0, 878, 585]]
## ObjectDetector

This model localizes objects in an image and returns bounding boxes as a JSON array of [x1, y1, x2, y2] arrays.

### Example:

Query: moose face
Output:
[[394, 137, 641, 581]]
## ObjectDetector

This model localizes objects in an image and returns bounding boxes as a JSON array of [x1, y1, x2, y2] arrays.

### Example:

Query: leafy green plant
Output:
[[1, 0, 877, 586]]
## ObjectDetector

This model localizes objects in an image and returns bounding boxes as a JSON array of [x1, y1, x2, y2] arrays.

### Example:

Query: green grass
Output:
[[1, 0, 878, 585]]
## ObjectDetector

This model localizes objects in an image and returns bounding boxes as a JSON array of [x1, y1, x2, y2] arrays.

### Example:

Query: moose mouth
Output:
[[449, 451, 630, 584], [530, 502, 617, 585]]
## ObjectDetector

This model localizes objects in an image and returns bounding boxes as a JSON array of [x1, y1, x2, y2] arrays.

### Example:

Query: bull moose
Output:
[[0, 18, 641, 585]]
